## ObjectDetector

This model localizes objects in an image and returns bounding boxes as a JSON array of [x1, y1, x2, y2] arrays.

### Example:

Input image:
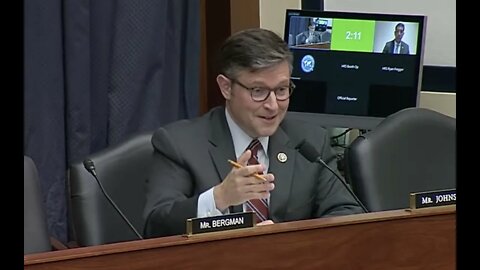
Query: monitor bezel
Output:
[[284, 9, 427, 130]]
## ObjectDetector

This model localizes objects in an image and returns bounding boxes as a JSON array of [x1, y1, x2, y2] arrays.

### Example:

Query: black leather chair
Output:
[[68, 131, 154, 246], [24, 156, 52, 254], [344, 108, 456, 212]]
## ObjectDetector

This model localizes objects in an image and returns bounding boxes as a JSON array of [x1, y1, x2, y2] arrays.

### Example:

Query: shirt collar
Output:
[[225, 108, 269, 159]]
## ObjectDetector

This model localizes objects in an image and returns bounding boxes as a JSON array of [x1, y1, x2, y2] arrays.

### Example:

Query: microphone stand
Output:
[[83, 159, 144, 240]]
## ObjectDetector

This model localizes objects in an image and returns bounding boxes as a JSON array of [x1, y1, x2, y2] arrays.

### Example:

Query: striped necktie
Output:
[[245, 139, 269, 223]]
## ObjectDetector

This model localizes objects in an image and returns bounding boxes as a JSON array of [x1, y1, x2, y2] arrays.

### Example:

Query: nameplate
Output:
[[186, 212, 255, 236], [409, 188, 456, 209]]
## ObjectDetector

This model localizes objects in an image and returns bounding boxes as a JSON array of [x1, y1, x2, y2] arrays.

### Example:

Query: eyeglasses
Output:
[[228, 77, 295, 102]]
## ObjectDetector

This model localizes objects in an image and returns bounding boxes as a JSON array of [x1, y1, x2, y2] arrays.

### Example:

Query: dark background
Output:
[[24, 0, 200, 243]]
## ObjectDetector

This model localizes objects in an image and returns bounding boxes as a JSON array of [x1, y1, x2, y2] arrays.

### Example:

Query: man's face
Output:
[[308, 25, 315, 33], [223, 61, 291, 138], [394, 26, 404, 42]]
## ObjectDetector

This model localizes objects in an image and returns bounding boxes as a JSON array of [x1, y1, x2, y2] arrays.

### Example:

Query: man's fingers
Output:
[[237, 150, 251, 166]]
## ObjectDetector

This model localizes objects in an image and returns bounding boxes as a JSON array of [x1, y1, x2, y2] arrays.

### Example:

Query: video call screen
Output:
[[284, 9, 426, 120]]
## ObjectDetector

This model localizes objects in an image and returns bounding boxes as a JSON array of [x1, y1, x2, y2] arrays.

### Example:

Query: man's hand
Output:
[[257, 220, 274, 226], [213, 150, 274, 211]]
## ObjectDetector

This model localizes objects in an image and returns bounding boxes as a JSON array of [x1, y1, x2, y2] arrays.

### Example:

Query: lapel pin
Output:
[[277, 152, 288, 163]]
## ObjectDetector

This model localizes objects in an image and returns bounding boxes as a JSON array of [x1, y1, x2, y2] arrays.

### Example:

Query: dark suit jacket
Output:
[[295, 31, 322, 45], [382, 40, 410, 54], [143, 106, 364, 237]]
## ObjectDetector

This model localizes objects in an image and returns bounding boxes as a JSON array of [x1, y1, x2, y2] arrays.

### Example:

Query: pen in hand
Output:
[[227, 160, 267, 181]]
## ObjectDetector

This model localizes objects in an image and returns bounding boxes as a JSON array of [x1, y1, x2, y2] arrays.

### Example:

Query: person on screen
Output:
[[143, 28, 365, 238], [382, 23, 410, 54], [295, 22, 322, 45]]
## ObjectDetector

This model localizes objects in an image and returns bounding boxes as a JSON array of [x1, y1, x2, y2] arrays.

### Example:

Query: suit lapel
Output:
[[206, 109, 299, 215], [208, 108, 236, 185], [207, 108, 243, 212], [267, 127, 297, 221]]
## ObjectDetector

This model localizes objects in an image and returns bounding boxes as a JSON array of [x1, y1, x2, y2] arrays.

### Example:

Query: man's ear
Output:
[[216, 74, 232, 100]]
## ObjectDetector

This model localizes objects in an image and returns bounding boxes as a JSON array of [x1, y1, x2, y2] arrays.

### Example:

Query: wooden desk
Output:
[[295, 42, 331, 49], [24, 206, 455, 269]]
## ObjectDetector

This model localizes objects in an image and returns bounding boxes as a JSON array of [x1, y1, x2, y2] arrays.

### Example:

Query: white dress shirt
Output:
[[394, 41, 401, 54], [197, 108, 269, 217]]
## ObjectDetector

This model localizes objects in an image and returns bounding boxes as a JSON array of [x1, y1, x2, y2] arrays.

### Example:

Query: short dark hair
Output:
[[216, 28, 293, 79], [395, 23, 405, 31]]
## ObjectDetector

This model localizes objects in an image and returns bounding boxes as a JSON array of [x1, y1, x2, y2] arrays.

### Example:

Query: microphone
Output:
[[295, 140, 369, 213], [83, 159, 144, 240]]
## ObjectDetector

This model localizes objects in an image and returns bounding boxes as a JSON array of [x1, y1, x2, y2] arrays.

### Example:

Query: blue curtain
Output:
[[24, 0, 200, 243]]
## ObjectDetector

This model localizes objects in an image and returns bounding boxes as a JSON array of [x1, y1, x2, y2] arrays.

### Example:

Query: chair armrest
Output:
[[50, 237, 68, 250]]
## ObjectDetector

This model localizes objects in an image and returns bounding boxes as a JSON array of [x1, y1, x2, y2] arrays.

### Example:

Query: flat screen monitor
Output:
[[284, 9, 427, 129]]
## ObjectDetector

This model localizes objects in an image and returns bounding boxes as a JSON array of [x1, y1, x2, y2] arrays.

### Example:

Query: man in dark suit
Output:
[[382, 23, 410, 54], [143, 28, 365, 238], [295, 22, 323, 45]]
